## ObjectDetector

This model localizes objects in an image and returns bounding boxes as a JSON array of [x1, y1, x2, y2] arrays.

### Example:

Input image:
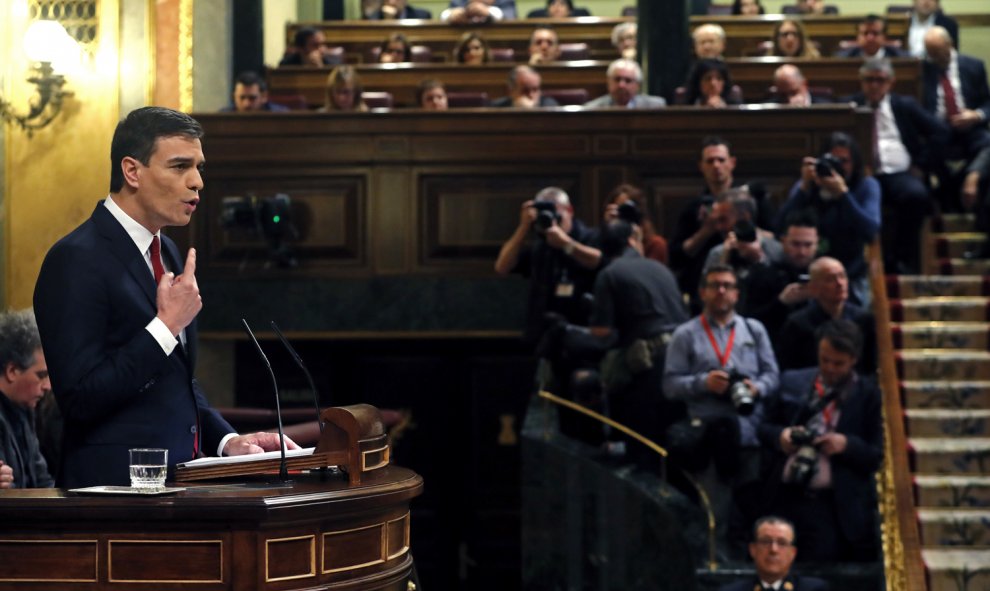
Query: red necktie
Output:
[[150, 236, 166, 285], [940, 73, 960, 119]]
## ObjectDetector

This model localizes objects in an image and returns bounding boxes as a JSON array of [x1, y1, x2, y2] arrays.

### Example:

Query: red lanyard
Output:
[[814, 375, 834, 426], [700, 315, 735, 368]]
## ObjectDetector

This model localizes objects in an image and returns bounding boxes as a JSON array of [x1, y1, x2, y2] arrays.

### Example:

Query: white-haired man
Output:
[[584, 59, 667, 109]]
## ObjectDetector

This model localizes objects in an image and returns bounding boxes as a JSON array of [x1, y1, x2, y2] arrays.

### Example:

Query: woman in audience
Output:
[[527, 0, 590, 18], [731, 0, 765, 15], [775, 131, 880, 306], [768, 18, 820, 58], [684, 59, 740, 107], [453, 31, 492, 64], [378, 32, 412, 63], [611, 22, 637, 60], [321, 66, 369, 112], [603, 183, 668, 264], [417, 79, 449, 110]]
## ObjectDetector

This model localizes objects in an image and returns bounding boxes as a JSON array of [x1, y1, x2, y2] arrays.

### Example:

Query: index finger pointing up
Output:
[[184, 247, 197, 276]]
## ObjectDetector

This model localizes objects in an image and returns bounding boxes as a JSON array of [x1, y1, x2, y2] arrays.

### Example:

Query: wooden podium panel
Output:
[[0, 467, 422, 591]]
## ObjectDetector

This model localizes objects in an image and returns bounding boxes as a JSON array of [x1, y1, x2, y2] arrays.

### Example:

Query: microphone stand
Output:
[[241, 319, 290, 483]]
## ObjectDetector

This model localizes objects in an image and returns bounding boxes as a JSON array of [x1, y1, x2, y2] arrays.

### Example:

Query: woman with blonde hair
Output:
[[768, 18, 820, 58], [321, 65, 369, 112], [453, 31, 492, 64]]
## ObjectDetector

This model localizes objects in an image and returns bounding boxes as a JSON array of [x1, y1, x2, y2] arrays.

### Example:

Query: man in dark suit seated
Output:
[[757, 320, 882, 563], [278, 27, 338, 67], [527, 0, 590, 18], [490, 66, 560, 108], [718, 516, 829, 591], [367, 0, 432, 19], [33, 107, 298, 488], [442, 0, 516, 22], [219, 71, 289, 113], [907, 0, 959, 57], [772, 65, 831, 106], [922, 26, 990, 210], [847, 58, 949, 273], [834, 14, 907, 59]]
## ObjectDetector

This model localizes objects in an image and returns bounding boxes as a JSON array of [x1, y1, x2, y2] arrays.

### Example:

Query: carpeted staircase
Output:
[[886, 214, 990, 591]]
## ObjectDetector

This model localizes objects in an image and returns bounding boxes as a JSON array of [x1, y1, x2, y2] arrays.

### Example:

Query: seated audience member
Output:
[[758, 320, 881, 563], [732, 0, 765, 15], [491, 65, 559, 108], [279, 27, 335, 67], [922, 26, 990, 208], [719, 516, 829, 591], [442, 0, 515, 23], [527, 0, 590, 18], [835, 14, 907, 59], [776, 258, 876, 373], [585, 59, 666, 109], [693, 24, 726, 61], [704, 188, 783, 280], [416, 79, 448, 110], [528, 26, 561, 65], [792, 0, 836, 15], [611, 22, 637, 61], [768, 19, 820, 59], [908, 0, 959, 58], [0, 309, 55, 489], [740, 211, 819, 339], [685, 59, 739, 107], [453, 31, 492, 64], [663, 264, 778, 542], [775, 131, 879, 303], [320, 66, 369, 112], [772, 64, 828, 106], [590, 220, 687, 459], [378, 32, 412, 63], [220, 71, 289, 113], [368, 0, 432, 19], [847, 58, 948, 274], [494, 187, 601, 345], [603, 183, 668, 264]]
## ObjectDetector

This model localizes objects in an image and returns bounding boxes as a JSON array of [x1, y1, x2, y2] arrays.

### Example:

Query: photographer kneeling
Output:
[[757, 319, 881, 563]]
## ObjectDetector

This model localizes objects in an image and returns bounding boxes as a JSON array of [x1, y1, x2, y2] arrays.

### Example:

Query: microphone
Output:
[[270, 321, 325, 435], [241, 318, 289, 482]]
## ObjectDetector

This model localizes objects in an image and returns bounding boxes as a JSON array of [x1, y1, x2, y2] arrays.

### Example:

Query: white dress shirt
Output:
[[875, 95, 913, 174]]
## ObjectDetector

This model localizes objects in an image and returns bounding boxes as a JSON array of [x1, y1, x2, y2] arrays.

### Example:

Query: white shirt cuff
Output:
[[218, 432, 238, 456], [146, 317, 179, 355]]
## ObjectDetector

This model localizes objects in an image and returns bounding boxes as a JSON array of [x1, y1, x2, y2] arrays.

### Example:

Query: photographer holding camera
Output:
[[703, 188, 783, 280], [757, 320, 881, 563], [495, 187, 602, 346]]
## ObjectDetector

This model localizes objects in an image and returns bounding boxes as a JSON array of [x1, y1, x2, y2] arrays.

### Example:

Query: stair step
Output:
[[887, 275, 990, 299], [922, 548, 990, 591], [890, 297, 990, 322], [901, 381, 990, 410], [918, 509, 990, 547], [915, 475, 990, 508], [910, 438, 990, 474], [892, 322, 990, 350], [938, 258, 990, 276], [897, 350, 990, 381], [932, 213, 979, 233], [933, 233, 988, 259], [906, 409, 990, 437]]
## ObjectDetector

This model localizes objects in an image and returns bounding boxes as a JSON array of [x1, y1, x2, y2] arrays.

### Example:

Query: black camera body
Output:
[[787, 425, 822, 488], [726, 370, 755, 416], [814, 153, 844, 178], [532, 201, 562, 233], [616, 200, 643, 225]]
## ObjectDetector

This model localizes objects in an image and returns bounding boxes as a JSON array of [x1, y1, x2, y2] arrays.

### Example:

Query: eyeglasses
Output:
[[755, 537, 794, 548], [861, 76, 890, 84], [777, 31, 799, 38], [705, 281, 738, 291]]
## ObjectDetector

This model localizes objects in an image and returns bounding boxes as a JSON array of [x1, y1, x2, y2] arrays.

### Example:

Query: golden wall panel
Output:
[[265, 534, 316, 582]]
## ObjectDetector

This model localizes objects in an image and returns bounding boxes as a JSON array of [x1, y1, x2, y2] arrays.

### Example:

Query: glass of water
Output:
[[129, 448, 167, 489]]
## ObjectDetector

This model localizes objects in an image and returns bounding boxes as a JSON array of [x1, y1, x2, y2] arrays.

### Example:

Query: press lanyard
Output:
[[814, 375, 835, 427], [700, 315, 735, 368]]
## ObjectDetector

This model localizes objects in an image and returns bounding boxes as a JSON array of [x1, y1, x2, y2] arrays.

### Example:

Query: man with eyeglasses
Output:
[[490, 65, 559, 108], [528, 26, 561, 65], [584, 59, 667, 109], [663, 263, 779, 546], [719, 516, 828, 591]]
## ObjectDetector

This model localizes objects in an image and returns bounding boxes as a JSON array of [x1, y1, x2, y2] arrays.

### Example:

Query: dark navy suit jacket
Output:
[[719, 573, 830, 591], [834, 45, 907, 58], [922, 54, 990, 157], [847, 91, 950, 171], [34, 203, 234, 488], [368, 5, 432, 19]]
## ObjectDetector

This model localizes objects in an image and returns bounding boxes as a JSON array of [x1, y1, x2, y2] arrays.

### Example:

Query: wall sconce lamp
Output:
[[0, 20, 78, 136]]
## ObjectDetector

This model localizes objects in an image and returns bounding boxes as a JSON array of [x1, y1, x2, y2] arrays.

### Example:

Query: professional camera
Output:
[[726, 370, 755, 416], [814, 153, 844, 178], [786, 425, 821, 488], [731, 218, 757, 243], [616, 200, 643, 225], [532, 201, 561, 233]]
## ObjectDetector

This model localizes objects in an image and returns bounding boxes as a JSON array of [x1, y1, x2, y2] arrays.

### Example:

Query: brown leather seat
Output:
[[446, 91, 490, 107]]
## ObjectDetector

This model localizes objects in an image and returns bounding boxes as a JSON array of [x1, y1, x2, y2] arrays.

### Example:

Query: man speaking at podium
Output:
[[34, 107, 296, 488]]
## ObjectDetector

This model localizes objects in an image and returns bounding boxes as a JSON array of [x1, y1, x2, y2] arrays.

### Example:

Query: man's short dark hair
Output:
[[529, 26, 558, 45], [0, 309, 42, 371], [602, 219, 634, 259], [701, 135, 731, 154], [782, 208, 819, 233], [862, 13, 887, 34], [293, 27, 319, 49], [234, 70, 267, 93], [752, 515, 796, 545], [109, 107, 204, 193], [816, 319, 863, 360], [700, 262, 737, 289]]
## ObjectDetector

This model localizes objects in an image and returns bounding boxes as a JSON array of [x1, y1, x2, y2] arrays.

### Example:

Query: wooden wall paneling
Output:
[[370, 165, 415, 274]]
